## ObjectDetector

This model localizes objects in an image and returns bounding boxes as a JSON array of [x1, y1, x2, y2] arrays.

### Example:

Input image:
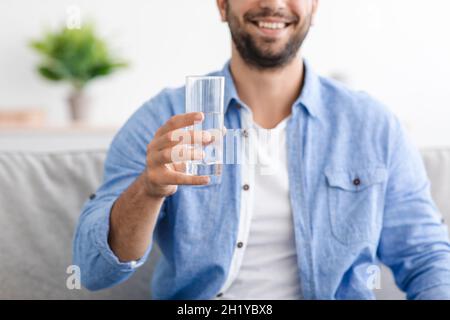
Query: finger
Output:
[[172, 162, 187, 173], [153, 130, 213, 151], [165, 162, 187, 173], [162, 172, 210, 186], [154, 145, 205, 165], [155, 112, 204, 137]]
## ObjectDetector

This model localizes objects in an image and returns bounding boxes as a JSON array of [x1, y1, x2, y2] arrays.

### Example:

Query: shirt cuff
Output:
[[91, 199, 152, 272]]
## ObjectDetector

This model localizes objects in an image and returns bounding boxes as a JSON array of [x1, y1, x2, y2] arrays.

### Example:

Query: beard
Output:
[[226, 5, 312, 70]]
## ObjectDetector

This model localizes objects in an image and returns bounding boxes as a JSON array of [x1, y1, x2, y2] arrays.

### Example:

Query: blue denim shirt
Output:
[[73, 60, 450, 299]]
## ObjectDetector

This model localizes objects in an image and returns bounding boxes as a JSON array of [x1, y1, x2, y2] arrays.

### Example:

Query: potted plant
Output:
[[30, 23, 128, 122]]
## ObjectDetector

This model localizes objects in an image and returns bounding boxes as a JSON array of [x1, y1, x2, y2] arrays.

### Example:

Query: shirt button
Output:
[[242, 129, 249, 138], [243, 184, 250, 191], [89, 193, 96, 200], [353, 178, 361, 186], [217, 292, 223, 298], [237, 242, 244, 248]]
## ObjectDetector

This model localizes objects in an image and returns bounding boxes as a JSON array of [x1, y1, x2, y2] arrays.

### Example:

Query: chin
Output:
[[255, 44, 289, 58]]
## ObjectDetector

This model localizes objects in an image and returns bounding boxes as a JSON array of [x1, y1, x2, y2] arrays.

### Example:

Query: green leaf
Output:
[[29, 22, 128, 86], [37, 65, 64, 81]]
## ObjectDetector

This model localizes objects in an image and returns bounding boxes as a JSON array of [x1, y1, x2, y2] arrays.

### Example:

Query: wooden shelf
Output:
[[0, 124, 119, 152]]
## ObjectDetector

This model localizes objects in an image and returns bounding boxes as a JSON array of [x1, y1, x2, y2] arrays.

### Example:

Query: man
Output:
[[73, 0, 450, 299]]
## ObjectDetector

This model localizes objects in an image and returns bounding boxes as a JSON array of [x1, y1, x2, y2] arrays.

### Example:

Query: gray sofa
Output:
[[0, 148, 449, 299]]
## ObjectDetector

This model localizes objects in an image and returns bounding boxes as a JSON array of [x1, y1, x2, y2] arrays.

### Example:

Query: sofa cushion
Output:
[[421, 148, 450, 223], [0, 151, 158, 299]]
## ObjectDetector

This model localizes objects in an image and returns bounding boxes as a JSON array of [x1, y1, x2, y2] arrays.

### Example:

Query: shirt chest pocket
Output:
[[324, 166, 388, 246]]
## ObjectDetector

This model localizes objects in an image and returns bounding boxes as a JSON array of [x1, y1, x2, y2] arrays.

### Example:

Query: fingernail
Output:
[[195, 112, 204, 121]]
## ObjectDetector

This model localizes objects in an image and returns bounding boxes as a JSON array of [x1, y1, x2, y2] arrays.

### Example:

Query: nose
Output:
[[258, 0, 288, 10]]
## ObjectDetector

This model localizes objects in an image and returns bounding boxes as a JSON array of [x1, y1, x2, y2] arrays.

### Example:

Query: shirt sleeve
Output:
[[377, 116, 450, 300], [72, 100, 166, 291]]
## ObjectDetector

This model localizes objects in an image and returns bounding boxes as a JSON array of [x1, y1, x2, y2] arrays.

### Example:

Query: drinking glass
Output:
[[185, 76, 225, 177]]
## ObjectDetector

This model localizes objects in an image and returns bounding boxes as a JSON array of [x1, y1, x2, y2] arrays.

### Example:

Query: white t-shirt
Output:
[[217, 107, 302, 300]]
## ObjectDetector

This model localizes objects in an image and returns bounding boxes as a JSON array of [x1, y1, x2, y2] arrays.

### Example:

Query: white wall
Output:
[[306, 0, 450, 148], [1, 0, 450, 147]]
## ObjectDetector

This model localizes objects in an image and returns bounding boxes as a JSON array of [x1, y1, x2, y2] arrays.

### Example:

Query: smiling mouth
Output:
[[249, 20, 295, 31]]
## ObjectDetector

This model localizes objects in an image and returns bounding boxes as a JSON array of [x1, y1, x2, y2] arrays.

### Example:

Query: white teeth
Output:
[[257, 21, 286, 30]]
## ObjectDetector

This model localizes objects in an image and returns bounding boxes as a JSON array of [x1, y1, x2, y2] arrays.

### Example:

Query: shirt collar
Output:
[[221, 60, 240, 114], [295, 59, 323, 119], [219, 58, 323, 119]]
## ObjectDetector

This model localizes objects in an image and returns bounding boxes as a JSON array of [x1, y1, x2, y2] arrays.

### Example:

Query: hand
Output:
[[143, 112, 214, 198]]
